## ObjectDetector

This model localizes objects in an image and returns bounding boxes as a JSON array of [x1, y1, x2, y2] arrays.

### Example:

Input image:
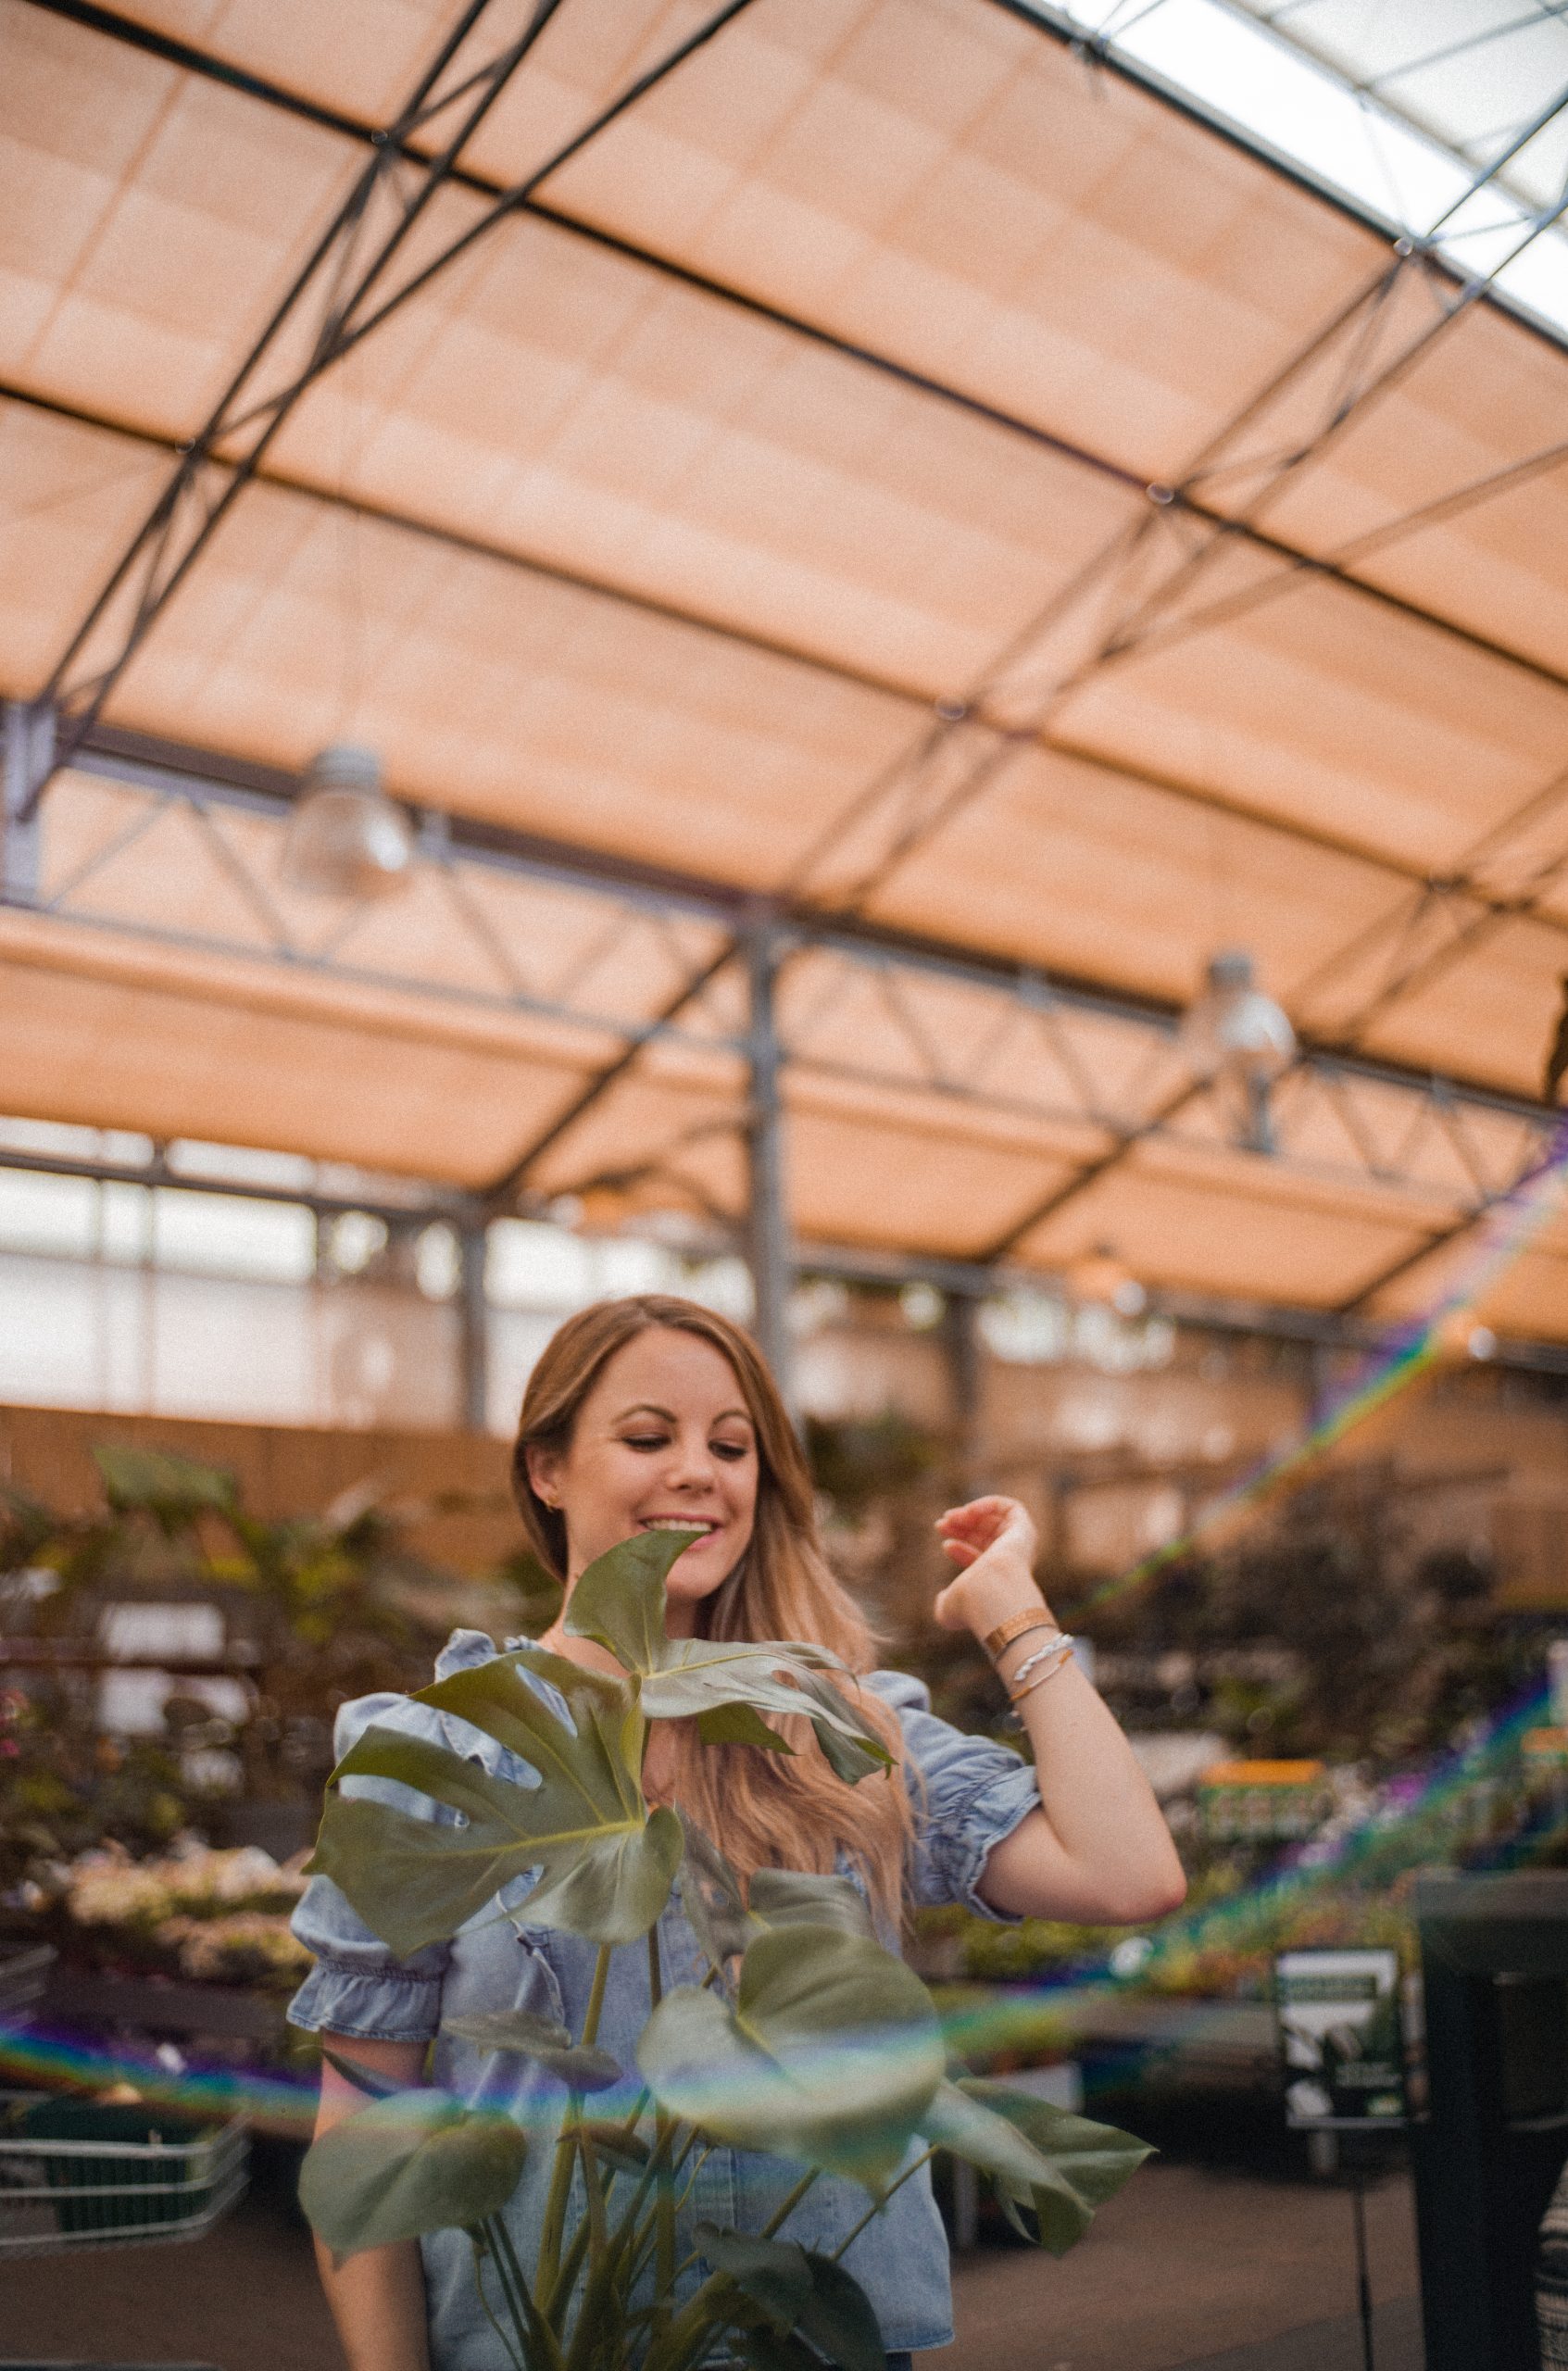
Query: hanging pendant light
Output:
[[1178, 949, 1296, 1152], [1067, 1243, 1147, 1315], [280, 745, 413, 899]]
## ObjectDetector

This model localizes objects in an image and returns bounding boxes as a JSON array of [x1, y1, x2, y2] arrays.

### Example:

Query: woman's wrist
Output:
[[971, 1577, 1057, 1675]]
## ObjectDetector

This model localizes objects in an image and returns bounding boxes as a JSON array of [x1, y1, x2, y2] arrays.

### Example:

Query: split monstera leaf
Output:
[[307, 1525, 889, 1952]]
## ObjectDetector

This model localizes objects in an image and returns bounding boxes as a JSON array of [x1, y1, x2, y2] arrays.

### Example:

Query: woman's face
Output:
[[527, 1327, 760, 1631]]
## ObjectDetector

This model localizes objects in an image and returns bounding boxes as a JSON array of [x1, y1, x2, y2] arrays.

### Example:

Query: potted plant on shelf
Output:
[[297, 1528, 1151, 2370]]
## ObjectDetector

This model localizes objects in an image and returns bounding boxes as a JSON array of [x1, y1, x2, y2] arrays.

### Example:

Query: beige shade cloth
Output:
[[5, 0, 1568, 1329]]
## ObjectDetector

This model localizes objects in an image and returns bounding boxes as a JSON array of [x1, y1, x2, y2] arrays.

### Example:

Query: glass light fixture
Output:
[[1066, 1243, 1147, 1315], [280, 745, 414, 898], [1433, 1308, 1497, 1362], [1178, 948, 1296, 1152]]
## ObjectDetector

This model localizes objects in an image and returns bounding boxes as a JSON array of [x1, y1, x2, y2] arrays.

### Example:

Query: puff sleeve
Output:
[[865, 1670, 1041, 1924]]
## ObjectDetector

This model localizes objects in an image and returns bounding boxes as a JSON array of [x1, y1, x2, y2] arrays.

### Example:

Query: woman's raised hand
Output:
[[931, 1494, 1049, 1637]]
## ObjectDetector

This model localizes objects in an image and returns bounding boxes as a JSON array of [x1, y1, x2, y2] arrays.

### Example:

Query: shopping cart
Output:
[[0, 2092, 248, 2260]]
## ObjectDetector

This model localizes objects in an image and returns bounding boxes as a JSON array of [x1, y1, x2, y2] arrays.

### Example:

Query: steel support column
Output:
[[940, 1290, 985, 1497], [744, 925, 793, 1399], [2, 701, 49, 902], [458, 1223, 490, 1435]]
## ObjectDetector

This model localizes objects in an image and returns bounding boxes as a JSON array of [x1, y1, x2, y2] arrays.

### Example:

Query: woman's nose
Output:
[[664, 1433, 717, 1488]]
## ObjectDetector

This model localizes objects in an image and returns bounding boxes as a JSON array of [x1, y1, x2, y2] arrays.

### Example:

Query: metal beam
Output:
[[42, 716, 1560, 1135], [19, 0, 759, 819], [457, 1223, 490, 1433], [27, 0, 1568, 711], [23, 0, 1568, 1282], [0, 1138, 475, 1227], [2, 701, 48, 902], [7, 1123, 1568, 1374], [13, 718, 1567, 1357], [743, 925, 793, 1398], [13, 383, 1522, 930]]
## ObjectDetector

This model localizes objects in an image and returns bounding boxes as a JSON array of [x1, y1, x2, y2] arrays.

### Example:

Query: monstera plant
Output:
[[297, 1529, 1150, 2370]]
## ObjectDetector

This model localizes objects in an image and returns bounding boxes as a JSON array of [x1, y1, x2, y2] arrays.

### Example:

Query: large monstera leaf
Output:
[[307, 1649, 681, 1952], [696, 2227, 885, 2371], [299, 2089, 527, 2259], [637, 1921, 945, 2190], [567, 1530, 893, 1782], [917, 2080, 1152, 2255]]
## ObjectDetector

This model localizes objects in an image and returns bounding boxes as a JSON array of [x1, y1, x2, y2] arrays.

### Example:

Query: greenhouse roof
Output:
[[6, 0, 1568, 1339]]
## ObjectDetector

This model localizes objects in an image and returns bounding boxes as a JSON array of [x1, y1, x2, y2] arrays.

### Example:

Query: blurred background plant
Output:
[[0, 1443, 558, 1982]]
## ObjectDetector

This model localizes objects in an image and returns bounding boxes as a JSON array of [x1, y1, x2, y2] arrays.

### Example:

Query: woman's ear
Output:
[[524, 1443, 562, 1510]]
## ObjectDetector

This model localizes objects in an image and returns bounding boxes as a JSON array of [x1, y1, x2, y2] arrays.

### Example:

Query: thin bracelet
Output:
[[1003, 1634, 1071, 1695], [984, 1610, 1055, 1662], [1008, 1636, 1076, 1706]]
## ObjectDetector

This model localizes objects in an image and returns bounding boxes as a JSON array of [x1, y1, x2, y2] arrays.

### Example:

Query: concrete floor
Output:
[[0, 2152, 1423, 2371]]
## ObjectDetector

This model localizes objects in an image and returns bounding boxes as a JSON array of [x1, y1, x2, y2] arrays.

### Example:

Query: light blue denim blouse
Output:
[[287, 1631, 1042, 2364]]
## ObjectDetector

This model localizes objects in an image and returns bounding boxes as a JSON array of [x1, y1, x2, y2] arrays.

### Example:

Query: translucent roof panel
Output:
[[5, 0, 1568, 1335], [1057, 0, 1568, 345]]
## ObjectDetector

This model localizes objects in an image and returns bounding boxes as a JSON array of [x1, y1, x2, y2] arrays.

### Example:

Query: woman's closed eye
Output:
[[619, 1432, 751, 1460]]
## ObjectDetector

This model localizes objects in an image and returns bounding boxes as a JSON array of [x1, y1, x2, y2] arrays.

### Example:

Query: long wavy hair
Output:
[[511, 1295, 911, 1926]]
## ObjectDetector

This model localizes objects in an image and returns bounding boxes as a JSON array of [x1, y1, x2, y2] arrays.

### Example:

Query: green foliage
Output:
[[309, 1702, 683, 1952], [294, 1525, 1153, 2368], [298, 2089, 528, 2257], [680, 1827, 876, 1976], [0, 1444, 557, 1905], [696, 2228, 885, 2371], [0, 1690, 189, 1898], [919, 2082, 1152, 2255], [567, 1525, 894, 1782], [93, 1444, 240, 1530], [439, 2010, 622, 2092], [804, 1412, 940, 1519], [638, 1922, 945, 2189]]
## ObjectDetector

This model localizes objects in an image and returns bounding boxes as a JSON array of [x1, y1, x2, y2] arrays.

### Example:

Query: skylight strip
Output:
[[1010, 0, 1568, 347]]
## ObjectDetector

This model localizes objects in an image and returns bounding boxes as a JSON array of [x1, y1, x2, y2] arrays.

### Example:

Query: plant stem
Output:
[[653, 2165, 824, 2370], [580, 2123, 608, 2256], [760, 2166, 820, 2239], [829, 2147, 937, 2262], [495, 2214, 566, 2371], [472, 2225, 528, 2371], [535, 1943, 613, 2301], [582, 1939, 612, 2048], [648, 1923, 676, 2351]]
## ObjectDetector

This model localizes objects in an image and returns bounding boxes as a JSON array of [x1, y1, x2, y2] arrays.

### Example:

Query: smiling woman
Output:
[[287, 1293, 1185, 2369], [514, 1302, 914, 1925]]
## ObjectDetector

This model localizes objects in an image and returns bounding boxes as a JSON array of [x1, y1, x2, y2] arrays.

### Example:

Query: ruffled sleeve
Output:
[[864, 1670, 1042, 1924], [285, 1685, 458, 2042]]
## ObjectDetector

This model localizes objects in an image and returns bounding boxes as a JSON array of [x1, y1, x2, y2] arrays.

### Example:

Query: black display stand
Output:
[[1412, 1873, 1568, 2371]]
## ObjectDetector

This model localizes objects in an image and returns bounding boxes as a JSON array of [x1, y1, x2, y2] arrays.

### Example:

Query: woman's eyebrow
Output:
[[612, 1401, 753, 1427]]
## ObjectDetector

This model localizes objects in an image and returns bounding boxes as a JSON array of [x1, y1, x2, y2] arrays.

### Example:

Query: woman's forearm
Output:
[[985, 1649, 1186, 1923], [310, 2031, 433, 2371], [930, 1495, 1185, 1926], [316, 2231, 433, 2371]]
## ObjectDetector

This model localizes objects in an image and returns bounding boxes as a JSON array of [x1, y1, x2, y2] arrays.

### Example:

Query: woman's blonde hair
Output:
[[512, 1294, 911, 1926]]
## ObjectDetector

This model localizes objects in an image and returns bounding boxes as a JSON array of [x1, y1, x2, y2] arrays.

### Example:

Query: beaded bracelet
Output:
[[1007, 1634, 1076, 1707], [1001, 1632, 1070, 1694], [984, 1609, 1055, 1663]]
